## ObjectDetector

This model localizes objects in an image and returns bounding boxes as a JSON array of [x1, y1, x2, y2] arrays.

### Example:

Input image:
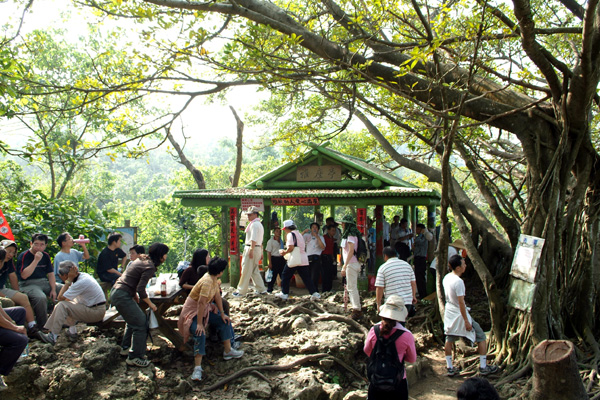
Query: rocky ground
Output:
[[2, 279, 523, 400]]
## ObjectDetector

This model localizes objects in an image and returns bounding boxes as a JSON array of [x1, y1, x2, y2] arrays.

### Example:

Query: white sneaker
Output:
[[223, 348, 244, 360], [275, 292, 289, 300], [310, 292, 321, 300], [190, 366, 202, 381], [0, 375, 7, 392]]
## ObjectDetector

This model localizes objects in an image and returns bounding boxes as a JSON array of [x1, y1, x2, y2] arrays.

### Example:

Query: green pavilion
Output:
[[172, 143, 441, 287]]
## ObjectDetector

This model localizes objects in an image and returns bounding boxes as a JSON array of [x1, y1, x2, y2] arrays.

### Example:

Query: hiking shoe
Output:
[[126, 357, 151, 367], [223, 348, 244, 360], [39, 332, 56, 346], [258, 290, 268, 295], [479, 365, 499, 376], [310, 292, 321, 300], [120, 347, 130, 356], [447, 367, 458, 377], [190, 366, 202, 381], [0, 375, 7, 391], [65, 331, 79, 342], [275, 292, 289, 300], [232, 291, 244, 297]]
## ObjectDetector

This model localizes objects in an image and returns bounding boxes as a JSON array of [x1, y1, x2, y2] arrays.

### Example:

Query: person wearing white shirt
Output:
[[303, 223, 326, 292], [234, 206, 267, 297], [265, 228, 285, 293], [40, 261, 106, 345]]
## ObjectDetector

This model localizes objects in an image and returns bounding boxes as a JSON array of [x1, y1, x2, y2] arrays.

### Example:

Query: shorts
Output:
[[0, 288, 18, 298], [445, 319, 486, 344]]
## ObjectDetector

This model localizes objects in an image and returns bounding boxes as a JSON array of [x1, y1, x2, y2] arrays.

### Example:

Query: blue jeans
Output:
[[281, 264, 317, 295], [0, 307, 29, 376], [111, 289, 147, 360], [190, 311, 233, 356]]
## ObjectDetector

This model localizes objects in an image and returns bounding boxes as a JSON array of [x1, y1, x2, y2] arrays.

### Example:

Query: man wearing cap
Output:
[[0, 241, 41, 339], [53, 232, 90, 284], [16, 233, 62, 327], [375, 247, 417, 319], [233, 206, 267, 297], [39, 260, 106, 345]]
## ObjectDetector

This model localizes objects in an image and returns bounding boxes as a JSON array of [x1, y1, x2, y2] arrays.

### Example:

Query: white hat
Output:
[[282, 219, 295, 229], [244, 206, 261, 214], [379, 295, 408, 322]]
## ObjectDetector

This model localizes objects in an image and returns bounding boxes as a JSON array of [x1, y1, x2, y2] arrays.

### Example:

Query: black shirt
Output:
[[16, 250, 53, 281], [97, 247, 126, 277]]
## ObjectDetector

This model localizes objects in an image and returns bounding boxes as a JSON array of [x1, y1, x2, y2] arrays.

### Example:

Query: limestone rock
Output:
[[342, 390, 368, 400], [80, 340, 121, 377]]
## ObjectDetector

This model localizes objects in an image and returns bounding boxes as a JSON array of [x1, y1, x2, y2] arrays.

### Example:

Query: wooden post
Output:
[[220, 206, 230, 283], [531, 340, 589, 400], [228, 207, 241, 288]]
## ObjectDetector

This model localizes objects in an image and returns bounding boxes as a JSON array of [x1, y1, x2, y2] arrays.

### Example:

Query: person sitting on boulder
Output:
[[178, 257, 243, 382], [364, 295, 416, 400], [0, 242, 42, 340], [0, 304, 29, 392], [39, 260, 106, 345]]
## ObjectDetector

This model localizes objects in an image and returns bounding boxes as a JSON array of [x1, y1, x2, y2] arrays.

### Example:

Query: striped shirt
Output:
[[375, 257, 415, 305]]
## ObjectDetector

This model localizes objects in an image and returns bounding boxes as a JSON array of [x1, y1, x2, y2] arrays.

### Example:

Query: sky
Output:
[[0, 0, 268, 150]]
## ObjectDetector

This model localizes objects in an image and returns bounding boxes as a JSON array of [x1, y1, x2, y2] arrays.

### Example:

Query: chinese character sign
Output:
[[296, 165, 341, 182], [357, 208, 367, 236], [241, 198, 265, 212], [271, 198, 320, 206], [229, 207, 239, 255]]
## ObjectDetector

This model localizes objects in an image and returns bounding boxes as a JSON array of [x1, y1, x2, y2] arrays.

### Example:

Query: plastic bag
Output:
[[266, 268, 273, 283]]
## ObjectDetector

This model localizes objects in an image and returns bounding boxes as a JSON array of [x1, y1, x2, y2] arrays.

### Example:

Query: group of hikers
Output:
[[0, 206, 499, 399]]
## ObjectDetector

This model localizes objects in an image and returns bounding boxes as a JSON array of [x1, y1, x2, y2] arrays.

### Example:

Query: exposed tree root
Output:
[[202, 353, 366, 392], [314, 314, 369, 336]]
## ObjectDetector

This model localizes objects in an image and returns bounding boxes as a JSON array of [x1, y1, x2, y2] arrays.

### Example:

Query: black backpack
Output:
[[367, 325, 405, 392], [354, 235, 370, 265]]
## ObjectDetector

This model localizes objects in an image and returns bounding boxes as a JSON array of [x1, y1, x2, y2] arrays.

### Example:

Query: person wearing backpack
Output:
[[338, 215, 364, 320], [364, 295, 417, 400]]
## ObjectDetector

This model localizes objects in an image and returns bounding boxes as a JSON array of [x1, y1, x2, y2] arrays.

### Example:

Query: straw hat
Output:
[[243, 206, 261, 214], [337, 215, 356, 225], [449, 239, 466, 250], [379, 295, 408, 322]]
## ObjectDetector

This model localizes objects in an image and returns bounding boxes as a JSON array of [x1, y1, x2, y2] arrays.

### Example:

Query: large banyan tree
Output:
[[73, 0, 600, 378]]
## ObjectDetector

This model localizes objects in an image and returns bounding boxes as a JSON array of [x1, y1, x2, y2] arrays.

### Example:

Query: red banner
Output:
[[271, 197, 319, 206], [0, 208, 14, 241], [229, 207, 239, 255], [357, 208, 367, 236]]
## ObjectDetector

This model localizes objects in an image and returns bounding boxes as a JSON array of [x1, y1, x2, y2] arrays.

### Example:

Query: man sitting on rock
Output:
[[0, 304, 28, 392], [16, 233, 61, 327], [40, 260, 106, 345]]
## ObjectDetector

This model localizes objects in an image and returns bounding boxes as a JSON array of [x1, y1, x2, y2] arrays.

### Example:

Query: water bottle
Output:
[[73, 235, 90, 244]]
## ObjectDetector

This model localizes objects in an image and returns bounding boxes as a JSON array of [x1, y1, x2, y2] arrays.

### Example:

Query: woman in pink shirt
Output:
[[364, 295, 417, 400]]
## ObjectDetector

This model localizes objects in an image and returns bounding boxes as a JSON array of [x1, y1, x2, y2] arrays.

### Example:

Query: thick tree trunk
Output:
[[531, 340, 588, 400]]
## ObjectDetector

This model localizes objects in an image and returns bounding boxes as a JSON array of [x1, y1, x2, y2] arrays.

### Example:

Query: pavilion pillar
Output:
[[403, 205, 410, 222], [375, 205, 384, 270], [228, 207, 241, 288], [220, 206, 230, 283]]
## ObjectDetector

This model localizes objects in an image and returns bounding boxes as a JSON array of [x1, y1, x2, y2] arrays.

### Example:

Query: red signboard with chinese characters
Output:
[[271, 197, 320, 206], [357, 208, 367, 236], [229, 207, 239, 255]]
